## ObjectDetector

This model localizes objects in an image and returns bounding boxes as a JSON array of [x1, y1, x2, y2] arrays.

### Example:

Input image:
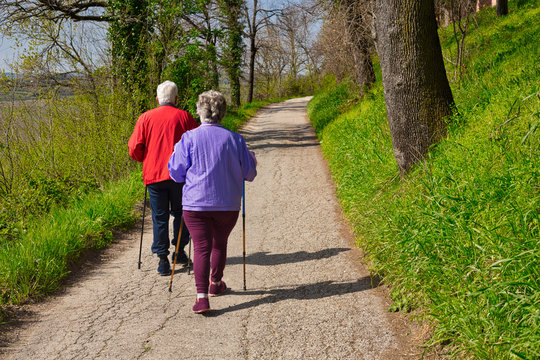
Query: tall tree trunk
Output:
[[247, 34, 257, 103], [374, 0, 454, 174], [496, 0, 508, 16], [342, 0, 375, 94], [246, 0, 258, 104]]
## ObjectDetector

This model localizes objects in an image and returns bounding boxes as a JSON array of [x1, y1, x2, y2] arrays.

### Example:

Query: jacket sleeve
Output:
[[239, 136, 257, 182], [128, 118, 145, 162], [168, 135, 191, 183]]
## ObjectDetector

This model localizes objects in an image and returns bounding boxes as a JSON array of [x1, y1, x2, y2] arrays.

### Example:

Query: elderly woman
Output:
[[168, 90, 257, 313]]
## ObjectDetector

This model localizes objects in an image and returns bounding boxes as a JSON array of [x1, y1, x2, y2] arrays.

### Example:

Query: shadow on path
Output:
[[205, 276, 379, 316], [259, 103, 307, 114], [227, 248, 350, 266], [242, 124, 319, 151]]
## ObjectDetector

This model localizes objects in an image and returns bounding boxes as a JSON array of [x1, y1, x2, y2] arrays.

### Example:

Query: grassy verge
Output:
[[0, 99, 271, 321], [0, 172, 141, 304], [308, 3, 539, 359]]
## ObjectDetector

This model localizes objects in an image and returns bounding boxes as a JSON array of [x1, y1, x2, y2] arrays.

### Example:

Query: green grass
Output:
[[0, 172, 142, 307], [306, 79, 357, 137], [308, 2, 539, 359]]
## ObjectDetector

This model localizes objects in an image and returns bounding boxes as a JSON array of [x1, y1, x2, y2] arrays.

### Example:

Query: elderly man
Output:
[[128, 81, 198, 276]]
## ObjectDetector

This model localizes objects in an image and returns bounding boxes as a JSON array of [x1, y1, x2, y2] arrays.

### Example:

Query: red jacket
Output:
[[128, 104, 198, 185]]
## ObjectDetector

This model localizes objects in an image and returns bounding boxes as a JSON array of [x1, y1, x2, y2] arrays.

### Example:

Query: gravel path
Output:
[[1, 97, 423, 359]]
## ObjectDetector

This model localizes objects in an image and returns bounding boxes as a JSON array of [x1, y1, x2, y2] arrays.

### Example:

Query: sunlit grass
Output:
[[0, 171, 141, 306]]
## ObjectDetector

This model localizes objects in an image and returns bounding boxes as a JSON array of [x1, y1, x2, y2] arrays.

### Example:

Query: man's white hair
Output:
[[156, 80, 178, 104]]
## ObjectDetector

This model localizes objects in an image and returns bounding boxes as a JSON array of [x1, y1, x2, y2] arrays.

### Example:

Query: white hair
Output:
[[196, 90, 227, 123], [156, 81, 178, 104]]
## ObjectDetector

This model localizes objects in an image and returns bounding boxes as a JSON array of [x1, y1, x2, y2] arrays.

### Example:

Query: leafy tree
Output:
[[108, 0, 152, 110], [218, 0, 245, 108]]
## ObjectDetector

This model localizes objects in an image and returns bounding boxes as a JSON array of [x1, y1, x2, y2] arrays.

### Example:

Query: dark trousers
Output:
[[183, 210, 239, 294], [147, 180, 190, 258]]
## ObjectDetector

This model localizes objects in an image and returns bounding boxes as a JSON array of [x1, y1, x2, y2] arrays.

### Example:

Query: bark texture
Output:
[[374, 0, 454, 174], [496, 0, 508, 16], [342, 0, 375, 94]]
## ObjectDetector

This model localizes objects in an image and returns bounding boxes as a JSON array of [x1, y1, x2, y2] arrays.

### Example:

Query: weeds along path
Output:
[[1, 97, 422, 359]]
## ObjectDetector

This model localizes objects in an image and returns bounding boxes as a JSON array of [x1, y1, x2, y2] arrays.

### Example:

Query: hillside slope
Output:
[[308, 3, 539, 359]]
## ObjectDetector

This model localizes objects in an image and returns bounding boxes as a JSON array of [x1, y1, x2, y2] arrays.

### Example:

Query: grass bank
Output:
[[308, 3, 539, 359], [0, 99, 276, 321]]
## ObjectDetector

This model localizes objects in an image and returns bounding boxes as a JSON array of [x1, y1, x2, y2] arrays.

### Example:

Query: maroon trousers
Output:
[[183, 210, 239, 294]]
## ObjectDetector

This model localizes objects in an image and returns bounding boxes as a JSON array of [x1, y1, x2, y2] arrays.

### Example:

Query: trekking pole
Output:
[[242, 181, 246, 291], [137, 187, 147, 270], [169, 216, 184, 292], [187, 235, 192, 275]]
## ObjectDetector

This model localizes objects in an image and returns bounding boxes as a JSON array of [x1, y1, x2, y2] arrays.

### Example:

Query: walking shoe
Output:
[[157, 257, 171, 276], [171, 251, 189, 265], [192, 297, 210, 314], [209, 281, 227, 297]]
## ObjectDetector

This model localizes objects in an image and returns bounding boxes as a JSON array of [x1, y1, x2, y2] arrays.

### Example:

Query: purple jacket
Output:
[[168, 124, 257, 211]]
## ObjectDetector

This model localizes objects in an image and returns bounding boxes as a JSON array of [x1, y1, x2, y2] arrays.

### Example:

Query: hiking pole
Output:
[[242, 181, 246, 291], [169, 216, 184, 292], [137, 187, 147, 270], [187, 235, 192, 275]]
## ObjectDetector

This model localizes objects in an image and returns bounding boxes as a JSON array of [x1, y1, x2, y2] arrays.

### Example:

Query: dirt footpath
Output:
[[0, 97, 424, 359]]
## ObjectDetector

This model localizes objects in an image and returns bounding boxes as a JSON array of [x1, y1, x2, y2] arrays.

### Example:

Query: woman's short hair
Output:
[[196, 90, 227, 123], [156, 81, 178, 104]]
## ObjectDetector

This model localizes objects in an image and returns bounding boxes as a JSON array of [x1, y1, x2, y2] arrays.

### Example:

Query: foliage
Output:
[[308, 2, 539, 358], [218, 0, 245, 108], [108, 0, 152, 108], [163, 42, 216, 115], [0, 78, 141, 244]]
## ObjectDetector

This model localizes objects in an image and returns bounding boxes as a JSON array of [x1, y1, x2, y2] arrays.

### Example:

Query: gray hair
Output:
[[156, 81, 178, 104], [196, 90, 227, 123]]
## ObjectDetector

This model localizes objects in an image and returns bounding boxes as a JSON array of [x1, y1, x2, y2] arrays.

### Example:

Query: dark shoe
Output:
[[209, 281, 227, 297], [157, 257, 171, 276], [171, 251, 189, 265], [192, 297, 210, 314]]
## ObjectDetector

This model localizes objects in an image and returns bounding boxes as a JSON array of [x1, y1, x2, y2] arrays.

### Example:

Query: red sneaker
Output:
[[192, 297, 210, 314], [209, 281, 228, 297]]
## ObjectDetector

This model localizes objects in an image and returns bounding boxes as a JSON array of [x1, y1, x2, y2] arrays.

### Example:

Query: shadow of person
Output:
[[226, 248, 350, 266], [206, 276, 379, 316]]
